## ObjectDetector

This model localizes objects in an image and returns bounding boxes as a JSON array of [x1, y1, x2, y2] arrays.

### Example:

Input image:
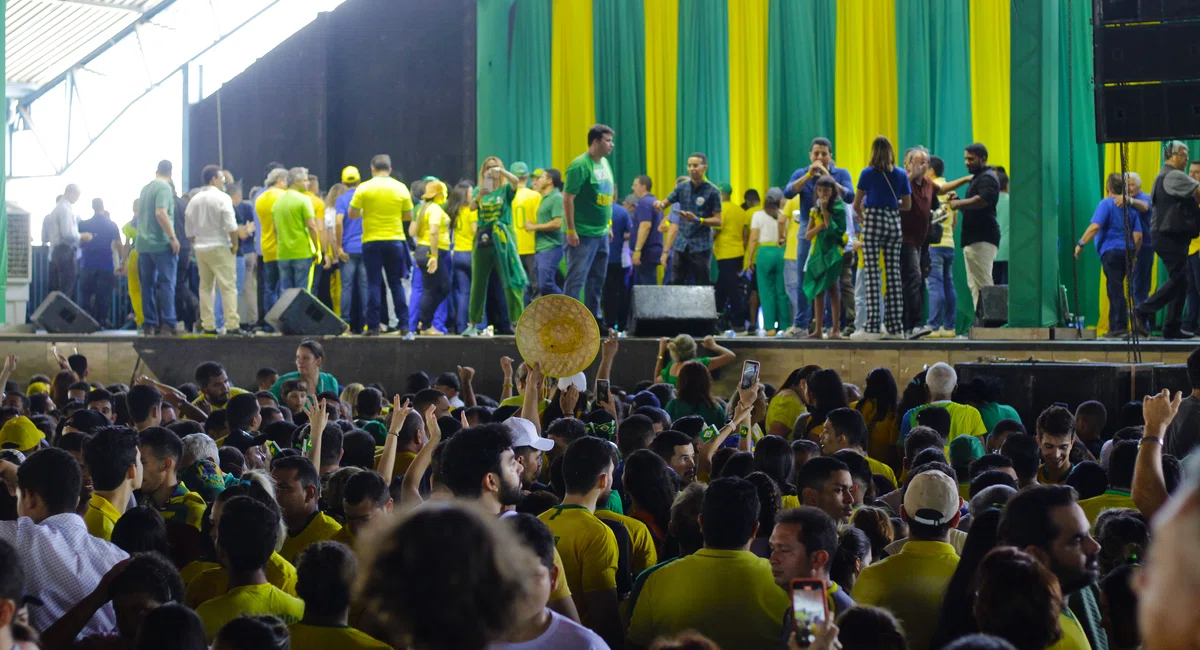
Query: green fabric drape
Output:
[[593, 0, 646, 194], [896, 0, 931, 153], [508, 0, 552, 168], [1057, 0, 1103, 327], [677, 0, 731, 183], [766, 0, 836, 186], [477, 0, 516, 162]]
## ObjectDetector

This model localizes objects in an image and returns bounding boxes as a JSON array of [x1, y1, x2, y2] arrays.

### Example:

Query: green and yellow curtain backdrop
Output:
[[477, 0, 1166, 333]]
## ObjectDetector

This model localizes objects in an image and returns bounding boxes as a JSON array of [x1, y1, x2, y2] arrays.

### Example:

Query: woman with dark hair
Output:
[[269, 340, 339, 401], [447, 181, 476, 335], [898, 370, 929, 424], [719, 451, 755, 479], [795, 368, 847, 440], [972, 547, 1065, 650], [50, 369, 77, 412], [956, 375, 1020, 435], [830, 526, 873, 594], [622, 449, 677, 556], [851, 135, 912, 340], [753, 435, 798, 507], [744, 472, 782, 559], [746, 188, 790, 336], [665, 361, 726, 427], [850, 505, 894, 561], [855, 367, 901, 471], [766, 365, 821, 437], [211, 615, 290, 650], [930, 507, 1003, 648]]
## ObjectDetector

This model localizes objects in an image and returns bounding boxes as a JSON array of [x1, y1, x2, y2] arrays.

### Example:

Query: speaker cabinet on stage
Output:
[[977, 285, 1008, 327], [629, 286, 717, 337], [265, 289, 347, 336], [31, 291, 100, 334]]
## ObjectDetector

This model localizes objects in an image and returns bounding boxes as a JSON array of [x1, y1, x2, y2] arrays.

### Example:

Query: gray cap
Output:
[[765, 187, 785, 203]]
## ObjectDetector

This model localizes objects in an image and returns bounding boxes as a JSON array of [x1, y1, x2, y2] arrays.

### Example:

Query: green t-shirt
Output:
[[136, 179, 175, 254], [478, 184, 515, 226], [563, 152, 615, 237], [535, 189, 565, 252], [995, 192, 1010, 262], [273, 189, 316, 261]]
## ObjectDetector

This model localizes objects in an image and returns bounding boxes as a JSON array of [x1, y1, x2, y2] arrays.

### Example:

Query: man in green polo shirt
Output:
[[273, 167, 320, 292], [136, 160, 182, 336], [563, 124, 616, 322], [525, 168, 565, 296]]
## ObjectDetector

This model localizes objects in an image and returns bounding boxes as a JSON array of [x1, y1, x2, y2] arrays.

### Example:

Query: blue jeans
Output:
[[340, 253, 368, 332], [1131, 244, 1154, 309], [263, 260, 281, 314], [634, 259, 659, 285], [564, 235, 609, 319], [535, 247, 565, 295], [364, 240, 411, 330], [409, 251, 450, 331], [277, 258, 312, 291], [453, 251, 472, 334], [214, 255, 246, 330], [138, 250, 178, 330], [927, 246, 957, 329]]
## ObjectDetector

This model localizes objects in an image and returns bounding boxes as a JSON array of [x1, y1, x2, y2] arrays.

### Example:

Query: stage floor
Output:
[[0, 329, 1193, 399]]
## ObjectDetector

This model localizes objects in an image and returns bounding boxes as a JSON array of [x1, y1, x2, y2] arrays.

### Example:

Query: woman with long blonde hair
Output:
[[851, 136, 912, 340], [462, 157, 528, 336]]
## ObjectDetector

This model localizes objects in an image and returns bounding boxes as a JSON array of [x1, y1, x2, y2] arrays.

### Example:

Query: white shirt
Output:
[[46, 199, 80, 247], [0, 513, 128, 638], [486, 610, 609, 650], [750, 210, 782, 244], [184, 186, 238, 251]]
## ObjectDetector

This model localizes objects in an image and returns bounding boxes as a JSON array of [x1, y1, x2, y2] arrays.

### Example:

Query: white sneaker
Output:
[[880, 332, 905, 340], [909, 325, 934, 340], [850, 330, 882, 341], [784, 326, 804, 338]]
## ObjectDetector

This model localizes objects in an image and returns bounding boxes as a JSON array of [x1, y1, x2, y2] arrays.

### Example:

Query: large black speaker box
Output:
[[31, 291, 100, 334], [265, 289, 347, 336], [629, 286, 717, 337], [977, 285, 1008, 327]]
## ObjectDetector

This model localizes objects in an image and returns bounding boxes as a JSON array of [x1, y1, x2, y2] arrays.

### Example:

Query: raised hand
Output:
[[389, 396, 414, 436]]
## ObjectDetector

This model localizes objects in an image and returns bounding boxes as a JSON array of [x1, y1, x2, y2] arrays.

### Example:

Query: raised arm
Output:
[[1133, 389, 1181, 519], [457, 365, 476, 408], [500, 356, 515, 402], [137, 376, 208, 422], [376, 396, 412, 485], [652, 337, 669, 385], [700, 335, 736, 371], [301, 396, 329, 469], [399, 404, 442, 506], [597, 333, 618, 382], [522, 362, 545, 435]]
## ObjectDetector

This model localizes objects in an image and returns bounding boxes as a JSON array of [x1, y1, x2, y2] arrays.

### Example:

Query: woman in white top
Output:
[[745, 187, 791, 335]]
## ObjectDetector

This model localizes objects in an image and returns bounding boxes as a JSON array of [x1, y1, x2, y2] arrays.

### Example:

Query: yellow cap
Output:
[[0, 417, 44, 452], [341, 166, 361, 184], [25, 382, 48, 396], [422, 180, 448, 201]]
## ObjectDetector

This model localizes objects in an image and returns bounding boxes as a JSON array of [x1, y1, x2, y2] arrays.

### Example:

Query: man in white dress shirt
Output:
[[185, 164, 241, 334]]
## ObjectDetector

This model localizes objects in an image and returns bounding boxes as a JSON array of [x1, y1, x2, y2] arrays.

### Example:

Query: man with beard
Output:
[[650, 430, 696, 484], [939, 143, 1001, 313], [538, 436, 624, 649], [999, 484, 1102, 650], [193, 362, 249, 412], [507, 417, 554, 492]]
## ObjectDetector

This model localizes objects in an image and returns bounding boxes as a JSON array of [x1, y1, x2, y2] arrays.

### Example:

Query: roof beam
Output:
[[54, 0, 143, 13]]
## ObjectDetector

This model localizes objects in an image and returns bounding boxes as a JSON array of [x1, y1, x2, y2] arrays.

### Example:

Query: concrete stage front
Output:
[[0, 332, 1193, 402]]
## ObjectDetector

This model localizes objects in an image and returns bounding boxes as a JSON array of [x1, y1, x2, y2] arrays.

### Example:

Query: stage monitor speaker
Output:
[[31, 291, 100, 334], [977, 285, 1008, 327], [265, 288, 348, 336], [629, 285, 717, 338]]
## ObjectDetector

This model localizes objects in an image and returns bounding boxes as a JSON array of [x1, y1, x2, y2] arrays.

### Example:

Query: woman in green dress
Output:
[[802, 176, 847, 339], [463, 158, 528, 336]]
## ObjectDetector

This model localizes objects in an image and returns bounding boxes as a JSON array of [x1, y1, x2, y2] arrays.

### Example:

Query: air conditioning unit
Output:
[[5, 201, 32, 327]]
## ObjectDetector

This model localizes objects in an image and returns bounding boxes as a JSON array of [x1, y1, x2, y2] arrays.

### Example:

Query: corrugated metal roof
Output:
[[5, 0, 166, 87]]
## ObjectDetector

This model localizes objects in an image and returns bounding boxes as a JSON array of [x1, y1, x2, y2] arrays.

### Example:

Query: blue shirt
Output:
[[664, 180, 723, 252], [1091, 197, 1143, 256], [632, 194, 664, 261], [78, 213, 120, 271], [336, 188, 362, 255], [784, 166, 856, 224], [1131, 190, 1152, 247], [857, 167, 912, 210], [610, 204, 632, 261], [233, 201, 255, 256]]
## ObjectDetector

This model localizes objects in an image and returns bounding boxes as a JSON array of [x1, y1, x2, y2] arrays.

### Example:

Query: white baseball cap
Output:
[[557, 372, 587, 393], [903, 470, 961, 526], [506, 417, 554, 452]]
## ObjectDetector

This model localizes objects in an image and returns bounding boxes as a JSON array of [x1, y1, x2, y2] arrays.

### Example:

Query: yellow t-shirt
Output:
[[1078, 489, 1136, 526], [84, 493, 120, 542], [550, 547, 572, 602], [288, 623, 393, 650], [1190, 235, 1200, 256], [782, 494, 801, 510], [766, 391, 804, 437], [866, 455, 899, 490], [1048, 609, 1093, 650], [908, 402, 987, 443], [783, 196, 802, 261], [932, 176, 956, 248], [159, 483, 208, 530], [196, 582, 305, 642], [190, 387, 250, 411], [349, 176, 413, 243], [853, 540, 960, 650], [280, 512, 344, 564], [415, 203, 452, 251], [627, 548, 789, 650], [855, 400, 901, 471], [512, 187, 542, 255], [181, 560, 218, 586], [538, 505, 619, 594], [184, 552, 299, 608], [595, 509, 658, 576], [453, 207, 477, 253], [307, 192, 327, 239], [255, 187, 285, 262], [713, 200, 747, 260]]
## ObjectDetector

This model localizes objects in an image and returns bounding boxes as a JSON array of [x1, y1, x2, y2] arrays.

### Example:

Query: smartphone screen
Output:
[[595, 379, 610, 404], [791, 579, 827, 646], [740, 360, 760, 390]]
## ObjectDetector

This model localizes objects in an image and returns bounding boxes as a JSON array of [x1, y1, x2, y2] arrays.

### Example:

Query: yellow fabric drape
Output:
[[727, 0, 769, 200], [1094, 143, 1161, 335], [644, 0, 678, 194], [969, 0, 1010, 173], [550, 0, 596, 171], [834, 0, 898, 177]]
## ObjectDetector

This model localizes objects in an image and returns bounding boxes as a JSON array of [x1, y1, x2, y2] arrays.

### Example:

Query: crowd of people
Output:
[[0, 330, 1195, 650], [42, 126, 1027, 340]]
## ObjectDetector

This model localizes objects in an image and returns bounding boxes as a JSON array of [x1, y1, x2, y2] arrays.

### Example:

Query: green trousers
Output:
[[756, 245, 787, 330], [469, 245, 525, 326]]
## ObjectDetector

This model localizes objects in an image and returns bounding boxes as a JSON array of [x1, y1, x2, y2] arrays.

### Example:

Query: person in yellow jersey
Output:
[[713, 183, 749, 333], [136, 427, 206, 530], [1078, 440, 1137, 525], [82, 426, 143, 541], [273, 167, 321, 293], [192, 361, 249, 412], [332, 470, 393, 548], [797, 456, 856, 526], [196, 496, 305, 642], [537, 437, 623, 649], [447, 181, 478, 335], [271, 456, 343, 563], [999, 485, 1103, 650], [510, 162, 542, 304], [818, 407, 898, 490], [120, 200, 143, 327], [255, 167, 290, 315], [899, 363, 987, 442], [288, 541, 392, 649], [349, 154, 415, 336], [408, 180, 453, 335]]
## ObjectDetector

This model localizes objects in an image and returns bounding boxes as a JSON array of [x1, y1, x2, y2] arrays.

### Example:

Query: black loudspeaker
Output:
[[629, 285, 718, 337], [977, 285, 1008, 327], [1095, 0, 1200, 24], [31, 291, 100, 334], [1153, 364, 1190, 394], [265, 289, 347, 336]]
